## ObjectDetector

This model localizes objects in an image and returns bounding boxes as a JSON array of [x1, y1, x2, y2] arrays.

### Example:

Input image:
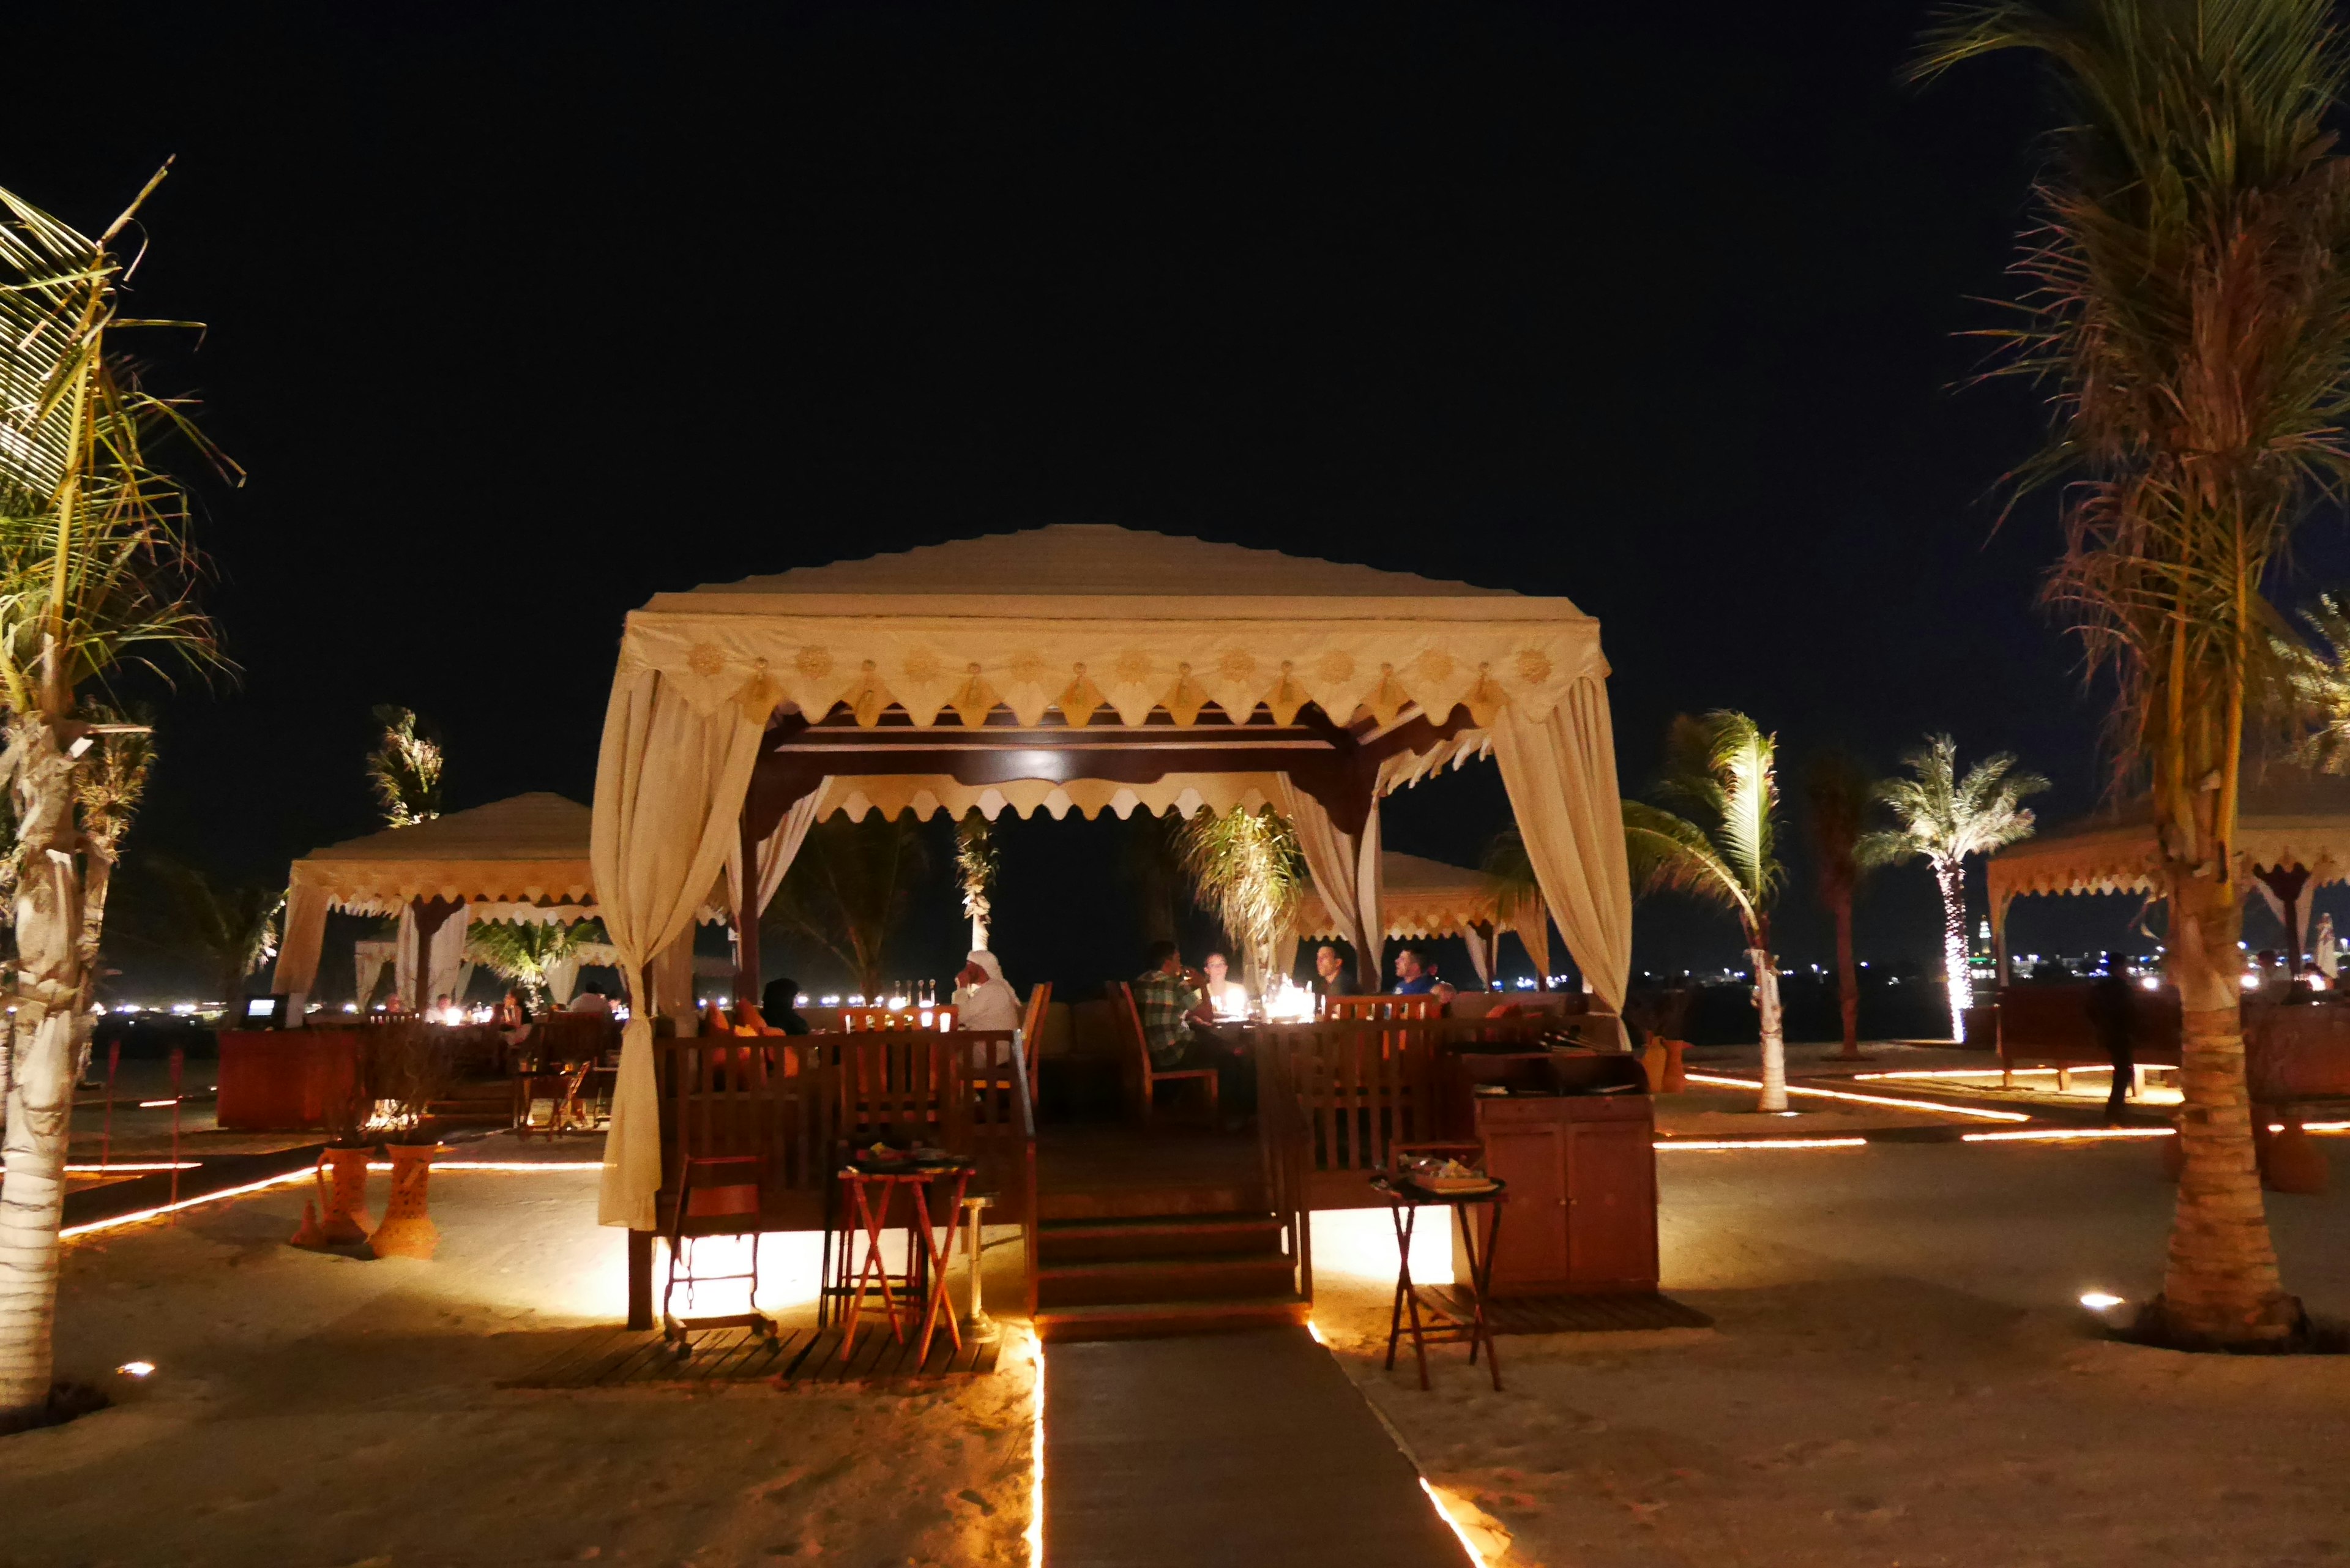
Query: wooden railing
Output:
[[652, 1029, 1036, 1241], [1255, 1017, 1545, 1212]]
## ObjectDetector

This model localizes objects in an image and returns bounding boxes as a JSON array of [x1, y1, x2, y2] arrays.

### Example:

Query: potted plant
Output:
[[367, 1021, 456, 1260], [291, 1032, 376, 1250]]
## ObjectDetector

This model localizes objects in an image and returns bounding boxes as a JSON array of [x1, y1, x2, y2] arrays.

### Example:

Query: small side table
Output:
[[833, 1158, 977, 1366], [1371, 1173, 1506, 1392]]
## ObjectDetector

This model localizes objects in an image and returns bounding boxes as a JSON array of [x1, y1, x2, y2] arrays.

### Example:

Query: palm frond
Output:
[[1177, 805, 1305, 977], [1480, 826, 1543, 924], [955, 812, 999, 927], [1622, 799, 1759, 938], [1879, 733, 2049, 865], [366, 705, 442, 827], [466, 918, 599, 1007], [1804, 749, 1883, 903]]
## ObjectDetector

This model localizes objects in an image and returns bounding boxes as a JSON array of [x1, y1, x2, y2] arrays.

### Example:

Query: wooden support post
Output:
[[627, 1228, 654, 1329], [735, 808, 763, 1012]]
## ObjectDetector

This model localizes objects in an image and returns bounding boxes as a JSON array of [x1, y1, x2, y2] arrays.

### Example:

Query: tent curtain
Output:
[[1278, 780, 1385, 991], [274, 883, 332, 1021], [545, 952, 584, 1006], [1460, 922, 1492, 987], [1512, 909, 1553, 987], [1489, 678, 1632, 1013], [594, 666, 777, 1231], [727, 790, 823, 924], [394, 905, 420, 1009], [352, 939, 396, 1010], [1274, 929, 1302, 988], [428, 912, 472, 1007]]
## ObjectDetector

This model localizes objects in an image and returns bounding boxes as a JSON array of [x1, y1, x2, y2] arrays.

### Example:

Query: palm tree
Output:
[[1622, 712, 1788, 1110], [767, 815, 928, 998], [1804, 750, 1891, 1061], [1482, 826, 1543, 985], [1916, 1, 2348, 1345], [1177, 805, 1307, 986], [0, 173, 228, 1419], [1116, 810, 1188, 947], [1876, 737, 2047, 1043], [467, 919, 602, 1009], [955, 812, 999, 950], [366, 704, 442, 828], [136, 861, 284, 1011]]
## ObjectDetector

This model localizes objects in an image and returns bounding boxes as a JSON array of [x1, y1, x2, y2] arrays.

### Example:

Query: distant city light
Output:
[[2079, 1291, 2124, 1312], [116, 1361, 155, 1378]]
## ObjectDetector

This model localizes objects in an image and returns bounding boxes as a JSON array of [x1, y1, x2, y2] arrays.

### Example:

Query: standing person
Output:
[[1199, 952, 1250, 1017], [1391, 947, 1436, 995], [953, 949, 1023, 1031], [2318, 914, 2340, 988], [1312, 944, 1355, 999], [2086, 955, 2135, 1124]]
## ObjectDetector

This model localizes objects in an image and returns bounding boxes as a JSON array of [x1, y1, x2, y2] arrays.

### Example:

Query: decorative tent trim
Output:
[[286, 793, 599, 910]]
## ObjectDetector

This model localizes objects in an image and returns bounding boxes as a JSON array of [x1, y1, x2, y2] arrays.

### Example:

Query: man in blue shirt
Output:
[[1391, 946, 1437, 995]]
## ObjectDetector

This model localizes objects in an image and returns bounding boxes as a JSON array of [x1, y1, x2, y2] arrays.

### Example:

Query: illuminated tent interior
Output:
[[588, 523, 1634, 1229]]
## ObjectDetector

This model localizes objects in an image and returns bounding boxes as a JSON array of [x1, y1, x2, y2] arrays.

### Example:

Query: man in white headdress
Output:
[[953, 949, 1024, 1032], [2317, 913, 2339, 987]]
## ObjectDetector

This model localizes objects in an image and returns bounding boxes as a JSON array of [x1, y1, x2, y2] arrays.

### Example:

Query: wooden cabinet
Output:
[[1453, 1092, 1657, 1296]]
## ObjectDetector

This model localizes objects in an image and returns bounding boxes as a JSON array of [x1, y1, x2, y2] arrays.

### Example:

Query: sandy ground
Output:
[[1, 1160, 1036, 1568], [1315, 1135, 2350, 1568]]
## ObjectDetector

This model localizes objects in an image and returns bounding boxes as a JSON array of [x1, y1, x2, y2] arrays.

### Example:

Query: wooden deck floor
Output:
[[502, 1323, 1004, 1389]]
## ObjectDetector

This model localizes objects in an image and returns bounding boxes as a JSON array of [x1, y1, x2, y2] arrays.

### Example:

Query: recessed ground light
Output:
[[116, 1361, 155, 1378], [2079, 1292, 2125, 1312]]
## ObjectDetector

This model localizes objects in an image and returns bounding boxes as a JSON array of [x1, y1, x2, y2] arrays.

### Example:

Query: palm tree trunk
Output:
[[1750, 946, 1787, 1112], [1933, 858, 1969, 1042], [1833, 893, 1861, 1059], [2155, 864, 2296, 1345], [68, 845, 115, 1085], [0, 725, 85, 1417]]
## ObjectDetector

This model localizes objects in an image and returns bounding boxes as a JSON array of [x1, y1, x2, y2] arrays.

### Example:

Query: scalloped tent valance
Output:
[[284, 793, 598, 913]]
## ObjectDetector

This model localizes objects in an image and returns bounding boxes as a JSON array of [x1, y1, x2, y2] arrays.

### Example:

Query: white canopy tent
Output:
[[1281, 848, 1551, 988], [272, 793, 605, 1014], [1986, 771, 2350, 977], [590, 523, 1633, 1230]]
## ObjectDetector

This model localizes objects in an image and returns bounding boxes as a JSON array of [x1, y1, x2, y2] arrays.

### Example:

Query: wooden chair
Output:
[[1110, 981, 1218, 1126], [1018, 982, 1053, 1103]]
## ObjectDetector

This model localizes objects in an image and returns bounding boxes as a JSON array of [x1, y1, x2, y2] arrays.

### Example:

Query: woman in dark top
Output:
[[761, 976, 813, 1036]]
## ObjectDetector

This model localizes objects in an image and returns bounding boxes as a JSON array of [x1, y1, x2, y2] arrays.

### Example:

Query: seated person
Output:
[[953, 949, 1024, 1032], [1391, 947, 1437, 996], [1312, 943, 1356, 998], [1132, 941, 1255, 1124], [498, 989, 532, 1027], [761, 976, 813, 1036], [1199, 952, 1251, 1018], [567, 982, 614, 1015]]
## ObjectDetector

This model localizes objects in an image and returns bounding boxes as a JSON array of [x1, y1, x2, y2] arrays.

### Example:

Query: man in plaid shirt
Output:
[[1132, 940, 1209, 1068]]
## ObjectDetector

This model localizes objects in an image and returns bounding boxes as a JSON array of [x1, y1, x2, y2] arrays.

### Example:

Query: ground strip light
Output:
[[1026, 1328, 1046, 1566], [1655, 1137, 1869, 1151], [1961, 1127, 2174, 1143], [1420, 1478, 1494, 1566], [64, 1161, 197, 1173], [1681, 1071, 2032, 1122]]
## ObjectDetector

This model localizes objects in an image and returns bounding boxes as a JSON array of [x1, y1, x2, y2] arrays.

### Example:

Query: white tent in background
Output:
[[1281, 848, 1553, 988], [586, 523, 1633, 1230], [271, 793, 603, 1014]]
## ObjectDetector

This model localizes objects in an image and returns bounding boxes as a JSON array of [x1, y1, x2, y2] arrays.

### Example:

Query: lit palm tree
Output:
[[1875, 736, 2046, 1043], [1804, 750, 1893, 1061], [0, 173, 229, 1419], [366, 704, 442, 828], [1916, 0, 2349, 1345], [1177, 805, 1306, 986], [466, 919, 602, 1009], [955, 812, 999, 950], [1622, 712, 1788, 1110]]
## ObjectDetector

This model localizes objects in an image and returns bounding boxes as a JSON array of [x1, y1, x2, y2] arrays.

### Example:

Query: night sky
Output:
[[17, 2, 2317, 998]]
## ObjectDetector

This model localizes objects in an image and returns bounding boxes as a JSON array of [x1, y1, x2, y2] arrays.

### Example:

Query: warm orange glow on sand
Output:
[[59, 1166, 316, 1239], [1027, 1328, 1046, 1566], [1655, 1137, 1870, 1151]]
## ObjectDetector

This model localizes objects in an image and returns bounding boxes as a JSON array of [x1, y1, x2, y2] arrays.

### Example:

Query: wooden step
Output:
[[1038, 1252, 1299, 1309], [1032, 1294, 1311, 1343], [1036, 1183, 1266, 1222], [1037, 1213, 1285, 1263]]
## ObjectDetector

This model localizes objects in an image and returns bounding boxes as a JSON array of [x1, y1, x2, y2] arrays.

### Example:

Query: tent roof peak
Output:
[[654, 523, 1545, 610]]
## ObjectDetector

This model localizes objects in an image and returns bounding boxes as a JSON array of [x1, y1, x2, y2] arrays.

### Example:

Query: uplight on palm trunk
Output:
[[1915, 0, 2350, 1346], [0, 170, 229, 1419], [1622, 712, 1787, 1110]]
